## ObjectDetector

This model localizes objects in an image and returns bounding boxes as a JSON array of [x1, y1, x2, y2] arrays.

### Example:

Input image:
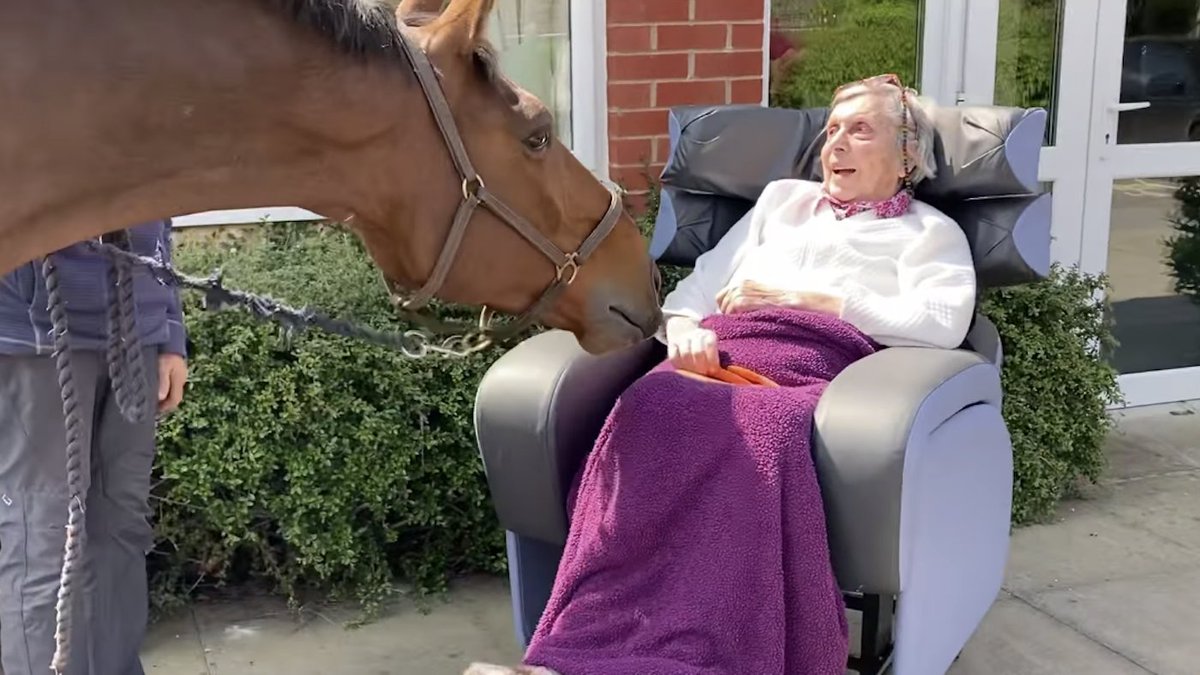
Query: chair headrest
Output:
[[649, 104, 1052, 289]]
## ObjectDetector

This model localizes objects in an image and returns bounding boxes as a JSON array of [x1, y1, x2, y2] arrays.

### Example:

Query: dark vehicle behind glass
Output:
[[1120, 37, 1200, 144]]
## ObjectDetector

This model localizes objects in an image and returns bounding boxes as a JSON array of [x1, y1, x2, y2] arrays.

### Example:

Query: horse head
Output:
[[340, 0, 663, 354]]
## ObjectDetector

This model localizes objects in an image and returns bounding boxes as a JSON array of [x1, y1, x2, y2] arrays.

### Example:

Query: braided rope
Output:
[[105, 247, 150, 424], [43, 255, 87, 675]]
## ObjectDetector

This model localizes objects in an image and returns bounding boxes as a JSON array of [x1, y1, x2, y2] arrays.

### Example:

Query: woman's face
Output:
[[820, 89, 907, 203]]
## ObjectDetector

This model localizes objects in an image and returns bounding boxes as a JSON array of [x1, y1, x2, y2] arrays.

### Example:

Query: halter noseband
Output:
[[390, 29, 624, 351]]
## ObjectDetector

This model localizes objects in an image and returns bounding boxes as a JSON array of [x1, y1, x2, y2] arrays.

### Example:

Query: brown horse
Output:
[[0, 0, 662, 354]]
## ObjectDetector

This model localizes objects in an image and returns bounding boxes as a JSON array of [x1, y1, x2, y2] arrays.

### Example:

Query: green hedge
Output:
[[980, 268, 1122, 522], [152, 224, 512, 617]]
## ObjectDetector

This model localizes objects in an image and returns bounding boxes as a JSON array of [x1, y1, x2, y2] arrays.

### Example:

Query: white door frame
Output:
[[953, 0, 1200, 408], [1081, 0, 1200, 407], [176, 0, 605, 227], [947, 0, 1100, 266]]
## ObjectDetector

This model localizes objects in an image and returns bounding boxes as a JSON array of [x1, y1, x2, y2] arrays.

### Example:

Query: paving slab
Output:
[[142, 609, 209, 674], [1104, 424, 1200, 481], [949, 597, 1152, 675], [1101, 472, 1200, 552], [1003, 493, 1196, 595], [143, 577, 523, 675], [1024, 567, 1200, 675]]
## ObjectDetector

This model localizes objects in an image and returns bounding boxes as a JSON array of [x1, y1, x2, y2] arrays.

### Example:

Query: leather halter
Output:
[[391, 29, 625, 349]]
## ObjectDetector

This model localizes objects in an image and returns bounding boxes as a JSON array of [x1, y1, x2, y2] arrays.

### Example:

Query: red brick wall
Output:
[[607, 0, 767, 213]]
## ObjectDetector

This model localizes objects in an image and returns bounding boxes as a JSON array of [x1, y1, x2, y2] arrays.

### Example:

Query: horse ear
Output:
[[430, 0, 496, 54], [396, 0, 446, 19]]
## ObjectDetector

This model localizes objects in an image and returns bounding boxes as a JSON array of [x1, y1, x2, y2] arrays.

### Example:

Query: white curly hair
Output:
[[830, 75, 938, 186]]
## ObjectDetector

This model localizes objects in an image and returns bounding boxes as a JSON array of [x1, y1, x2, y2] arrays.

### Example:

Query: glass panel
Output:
[[488, 0, 573, 147], [993, 0, 1065, 145], [768, 0, 924, 109], [1105, 176, 1200, 374], [1118, 0, 1200, 144]]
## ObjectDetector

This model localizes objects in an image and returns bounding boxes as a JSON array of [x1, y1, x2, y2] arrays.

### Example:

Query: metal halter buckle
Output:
[[462, 175, 486, 200], [556, 253, 580, 285]]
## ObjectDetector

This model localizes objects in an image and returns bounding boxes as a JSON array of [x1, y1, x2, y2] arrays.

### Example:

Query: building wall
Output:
[[606, 0, 767, 213]]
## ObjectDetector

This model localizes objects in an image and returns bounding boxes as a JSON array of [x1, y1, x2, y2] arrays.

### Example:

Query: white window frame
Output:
[[569, 0, 608, 180], [176, 0, 605, 227], [762, 0, 772, 106]]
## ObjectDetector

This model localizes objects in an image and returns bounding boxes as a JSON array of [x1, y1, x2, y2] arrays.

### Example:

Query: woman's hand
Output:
[[666, 317, 720, 375], [717, 281, 844, 316], [717, 280, 791, 314], [788, 291, 844, 316]]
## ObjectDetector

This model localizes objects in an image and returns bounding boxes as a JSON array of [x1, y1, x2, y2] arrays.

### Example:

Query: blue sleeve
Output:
[[159, 219, 189, 358]]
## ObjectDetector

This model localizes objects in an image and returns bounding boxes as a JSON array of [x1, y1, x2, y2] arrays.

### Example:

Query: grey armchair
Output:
[[474, 103, 1051, 675]]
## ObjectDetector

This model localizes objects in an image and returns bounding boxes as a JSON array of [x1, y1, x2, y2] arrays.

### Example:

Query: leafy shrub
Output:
[[981, 268, 1123, 523], [1166, 176, 1200, 303], [152, 223, 510, 617]]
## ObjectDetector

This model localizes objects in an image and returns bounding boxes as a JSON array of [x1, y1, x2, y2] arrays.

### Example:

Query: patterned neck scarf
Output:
[[821, 187, 912, 221]]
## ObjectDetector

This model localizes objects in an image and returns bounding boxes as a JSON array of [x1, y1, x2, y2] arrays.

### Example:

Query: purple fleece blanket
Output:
[[524, 308, 880, 675]]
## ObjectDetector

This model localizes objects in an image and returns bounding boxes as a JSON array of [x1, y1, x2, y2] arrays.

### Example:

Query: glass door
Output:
[[958, 0, 1092, 265], [1081, 0, 1200, 407], [960, 0, 1200, 407]]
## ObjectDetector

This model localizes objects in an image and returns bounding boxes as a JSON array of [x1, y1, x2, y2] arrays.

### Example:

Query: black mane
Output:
[[267, 0, 505, 89], [267, 0, 409, 63]]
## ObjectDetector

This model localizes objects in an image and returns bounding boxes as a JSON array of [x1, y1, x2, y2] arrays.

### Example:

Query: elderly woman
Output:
[[665, 74, 975, 373], [468, 75, 975, 675]]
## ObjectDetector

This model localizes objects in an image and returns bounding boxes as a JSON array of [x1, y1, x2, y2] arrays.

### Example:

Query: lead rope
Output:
[[104, 241, 151, 424], [43, 254, 87, 675], [46, 238, 150, 675]]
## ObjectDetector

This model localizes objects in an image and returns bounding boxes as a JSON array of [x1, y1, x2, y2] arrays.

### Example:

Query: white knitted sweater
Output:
[[660, 179, 977, 349]]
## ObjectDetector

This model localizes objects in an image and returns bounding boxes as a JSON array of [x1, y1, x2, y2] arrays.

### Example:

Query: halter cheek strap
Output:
[[390, 30, 625, 348]]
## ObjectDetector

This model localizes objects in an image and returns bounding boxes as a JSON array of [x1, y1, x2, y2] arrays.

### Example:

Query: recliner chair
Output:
[[473, 102, 1051, 675]]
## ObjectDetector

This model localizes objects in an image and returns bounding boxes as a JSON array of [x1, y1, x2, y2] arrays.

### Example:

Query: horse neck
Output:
[[0, 0, 424, 273]]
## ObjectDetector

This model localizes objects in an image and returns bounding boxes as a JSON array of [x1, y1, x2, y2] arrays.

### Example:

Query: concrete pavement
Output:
[[133, 400, 1199, 675]]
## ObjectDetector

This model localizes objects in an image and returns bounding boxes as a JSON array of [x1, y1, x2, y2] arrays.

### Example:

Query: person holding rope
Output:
[[0, 219, 188, 675]]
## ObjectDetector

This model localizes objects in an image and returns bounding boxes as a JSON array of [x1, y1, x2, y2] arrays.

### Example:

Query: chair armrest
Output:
[[965, 312, 1004, 367], [474, 330, 662, 546], [813, 347, 1004, 593]]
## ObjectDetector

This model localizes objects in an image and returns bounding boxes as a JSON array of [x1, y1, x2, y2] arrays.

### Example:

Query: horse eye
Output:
[[525, 130, 551, 152]]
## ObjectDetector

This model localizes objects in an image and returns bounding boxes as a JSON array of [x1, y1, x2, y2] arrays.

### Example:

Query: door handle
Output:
[[1108, 101, 1151, 112]]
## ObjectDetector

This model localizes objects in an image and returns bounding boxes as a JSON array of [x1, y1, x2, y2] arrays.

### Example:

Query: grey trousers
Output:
[[0, 349, 158, 675]]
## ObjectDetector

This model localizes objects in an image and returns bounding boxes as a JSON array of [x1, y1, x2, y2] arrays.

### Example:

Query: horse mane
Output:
[[266, 0, 409, 63], [265, 0, 503, 85]]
